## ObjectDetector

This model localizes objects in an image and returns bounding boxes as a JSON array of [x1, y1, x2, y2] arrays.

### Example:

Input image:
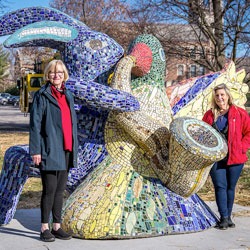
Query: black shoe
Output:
[[218, 217, 228, 230], [228, 216, 236, 228], [51, 228, 72, 240], [40, 229, 55, 242]]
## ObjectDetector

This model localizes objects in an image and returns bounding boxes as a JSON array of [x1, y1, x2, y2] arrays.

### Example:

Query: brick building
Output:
[[162, 0, 216, 86], [158, 23, 212, 86]]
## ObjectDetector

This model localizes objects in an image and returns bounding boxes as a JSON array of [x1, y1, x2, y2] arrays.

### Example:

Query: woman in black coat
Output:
[[30, 60, 78, 242]]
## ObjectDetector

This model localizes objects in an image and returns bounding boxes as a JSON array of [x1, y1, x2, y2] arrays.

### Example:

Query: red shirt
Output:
[[203, 105, 250, 165], [51, 84, 72, 151]]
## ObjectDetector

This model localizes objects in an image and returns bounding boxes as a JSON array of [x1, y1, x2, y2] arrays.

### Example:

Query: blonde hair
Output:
[[211, 84, 234, 121], [44, 60, 69, 82]]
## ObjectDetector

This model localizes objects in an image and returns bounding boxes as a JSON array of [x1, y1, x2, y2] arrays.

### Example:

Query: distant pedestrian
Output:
[[203, 83, 250, 229], [30, 60, 78, 241]]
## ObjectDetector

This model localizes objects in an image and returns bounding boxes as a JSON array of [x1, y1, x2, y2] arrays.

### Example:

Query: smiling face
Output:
[[48, 64, 65, 88], [215, 88, 229, 110]]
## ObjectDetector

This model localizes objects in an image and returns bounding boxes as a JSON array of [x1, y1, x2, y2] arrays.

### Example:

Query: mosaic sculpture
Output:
[[0, 6, 245, 239], [60, 34, 227, 239]]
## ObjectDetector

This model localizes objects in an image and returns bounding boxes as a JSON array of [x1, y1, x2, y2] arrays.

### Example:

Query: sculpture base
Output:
[[61, 155, 217, 239]]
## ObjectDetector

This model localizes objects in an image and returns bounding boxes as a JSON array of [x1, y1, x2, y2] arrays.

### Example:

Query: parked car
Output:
[[0, 93, 13, 105], [0, 93, 12, 100], [12, 96, 20, 107], [0, 96, 8, 105], [8, 95, 19, 105]]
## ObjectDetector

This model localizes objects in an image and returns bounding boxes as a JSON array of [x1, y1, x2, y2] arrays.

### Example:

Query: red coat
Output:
[[203, 105, 250, 165]]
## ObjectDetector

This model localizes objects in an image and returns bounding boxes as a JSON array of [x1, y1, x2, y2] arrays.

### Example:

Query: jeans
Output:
[[210, 161, 244, 218]]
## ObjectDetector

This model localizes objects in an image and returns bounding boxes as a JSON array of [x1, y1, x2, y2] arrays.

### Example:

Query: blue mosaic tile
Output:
[[172, 73, 220, 115]]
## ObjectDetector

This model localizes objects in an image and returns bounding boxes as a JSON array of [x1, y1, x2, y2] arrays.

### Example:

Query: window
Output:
[[206, 48, 211, 59], [190, 65, 197, 77], [199, 66, 205, 76], [30, 77, 43, 88], [177, 65, 184, 76], [190, 47, 196, 59], [199, 48, 205, 59]]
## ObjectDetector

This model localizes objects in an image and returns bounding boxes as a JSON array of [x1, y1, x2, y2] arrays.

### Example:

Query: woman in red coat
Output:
[[203, 83, 250, 230]]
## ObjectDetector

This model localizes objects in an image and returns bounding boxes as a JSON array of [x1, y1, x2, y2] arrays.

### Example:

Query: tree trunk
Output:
[[212, 0, 225, 70]]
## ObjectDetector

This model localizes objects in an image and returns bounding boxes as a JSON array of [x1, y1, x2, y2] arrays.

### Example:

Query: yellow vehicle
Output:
[[17, 74, 45, 113], [17, 53, 60, 114]]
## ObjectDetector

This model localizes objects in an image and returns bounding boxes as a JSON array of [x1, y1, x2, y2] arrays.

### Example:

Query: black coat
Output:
[[29, 82, 78, 171]]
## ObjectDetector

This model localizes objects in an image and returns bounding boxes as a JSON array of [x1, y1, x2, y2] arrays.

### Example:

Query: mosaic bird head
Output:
[[127, 34, 166, 90], [111, 34, 172, 128], [0, 6, 124, 82]]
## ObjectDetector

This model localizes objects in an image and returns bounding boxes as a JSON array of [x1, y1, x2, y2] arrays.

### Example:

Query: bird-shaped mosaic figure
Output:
[[60, 35, 228, 239], [0, 6, 139, 225]]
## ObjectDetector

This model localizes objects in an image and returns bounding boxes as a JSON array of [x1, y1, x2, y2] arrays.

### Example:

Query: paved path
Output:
[[0, 105, 29, 132], [0, 202, 250, 250]]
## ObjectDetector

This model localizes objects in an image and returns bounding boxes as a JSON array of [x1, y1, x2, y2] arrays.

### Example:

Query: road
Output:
[[0, 105, 29, 133]]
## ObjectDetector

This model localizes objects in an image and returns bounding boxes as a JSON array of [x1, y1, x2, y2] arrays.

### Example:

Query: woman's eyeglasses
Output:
[[49, 71, 64, 77]]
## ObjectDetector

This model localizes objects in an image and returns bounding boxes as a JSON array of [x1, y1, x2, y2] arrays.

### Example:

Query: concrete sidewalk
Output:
[[0, 202, 250, 250]]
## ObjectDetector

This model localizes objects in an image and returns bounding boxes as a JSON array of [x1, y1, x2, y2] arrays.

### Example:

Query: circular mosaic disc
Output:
[[170, 117, 228, 161]]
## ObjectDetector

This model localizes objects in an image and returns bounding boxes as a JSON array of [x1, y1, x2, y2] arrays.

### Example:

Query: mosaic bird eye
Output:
[[159, 48, 165, 61], [85, 39, 107, 50]]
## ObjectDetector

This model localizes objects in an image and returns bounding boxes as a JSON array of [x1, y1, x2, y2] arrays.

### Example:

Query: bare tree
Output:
[[0, 44, 10, 91], [127, 0, 250, 79], [10, 47, 55, 82], [50, 0, 138, 48]]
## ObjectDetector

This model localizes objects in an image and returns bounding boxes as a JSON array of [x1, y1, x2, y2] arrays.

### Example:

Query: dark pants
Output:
[[40, 151, 71, 223], [210, 161, 244, 219]]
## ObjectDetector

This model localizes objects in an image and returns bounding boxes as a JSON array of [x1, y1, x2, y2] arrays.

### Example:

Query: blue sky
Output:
[[0, 0, 50, 44], [6, 0, 50, 12]]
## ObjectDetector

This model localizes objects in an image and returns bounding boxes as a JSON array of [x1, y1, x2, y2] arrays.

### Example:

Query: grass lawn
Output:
[[0, 132, 250, 209], [197, 152, 250, 207]]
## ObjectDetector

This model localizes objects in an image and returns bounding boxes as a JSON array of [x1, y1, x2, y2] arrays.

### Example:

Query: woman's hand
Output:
[[32, 154, 41, 165]]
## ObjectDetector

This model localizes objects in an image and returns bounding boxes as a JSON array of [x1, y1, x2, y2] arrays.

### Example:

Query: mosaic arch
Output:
[[0, 6, 246, 239]]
